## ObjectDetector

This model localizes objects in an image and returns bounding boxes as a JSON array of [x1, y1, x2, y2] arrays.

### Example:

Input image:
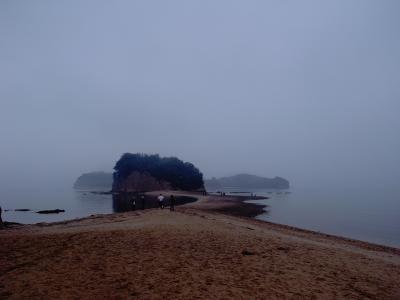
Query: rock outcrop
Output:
[[112, 171, 172, 192], [36, 209, 65, 214]]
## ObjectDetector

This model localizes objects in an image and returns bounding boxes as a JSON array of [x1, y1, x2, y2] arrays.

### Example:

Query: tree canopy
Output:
[[113, 153, 204, 191]]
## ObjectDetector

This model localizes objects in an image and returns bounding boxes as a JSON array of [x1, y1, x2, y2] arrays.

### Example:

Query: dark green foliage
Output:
[[74, 172, 113, 189], [113, 153, 204, 190]]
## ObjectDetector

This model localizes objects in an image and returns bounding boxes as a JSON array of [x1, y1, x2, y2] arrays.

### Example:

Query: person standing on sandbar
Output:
[[169, 195, 175, 211], [130, 194, 136, 211], [158, 194, 165, 209], [0, 206, 3, 228], [141, 194, 145, 210]]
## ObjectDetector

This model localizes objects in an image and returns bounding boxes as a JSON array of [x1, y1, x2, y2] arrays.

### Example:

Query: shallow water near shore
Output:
[[0, 187, 196, 224], [1, 187, 113, 224], [243, 187, 400, 248], [1, 186, 399, 248]]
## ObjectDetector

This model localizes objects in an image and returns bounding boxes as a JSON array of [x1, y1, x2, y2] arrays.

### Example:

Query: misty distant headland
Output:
[[73, 172, 113, 189], [204, 174, 289, 190]]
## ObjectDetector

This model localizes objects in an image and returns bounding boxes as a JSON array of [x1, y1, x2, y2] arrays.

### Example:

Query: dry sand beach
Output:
[[1, 193, 400, 299]]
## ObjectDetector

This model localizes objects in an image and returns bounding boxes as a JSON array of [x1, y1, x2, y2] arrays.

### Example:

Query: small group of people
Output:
[[128, 193, 175, 211], [157, 194, 175, 211]]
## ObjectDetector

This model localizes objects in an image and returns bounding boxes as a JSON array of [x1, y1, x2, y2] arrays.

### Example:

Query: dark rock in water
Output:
[[15, 209, 31, 212], [36, 209, 65, 214]]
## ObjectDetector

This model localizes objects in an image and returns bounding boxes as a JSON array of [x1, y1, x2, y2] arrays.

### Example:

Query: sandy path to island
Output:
[[1, 194, 400, 299]]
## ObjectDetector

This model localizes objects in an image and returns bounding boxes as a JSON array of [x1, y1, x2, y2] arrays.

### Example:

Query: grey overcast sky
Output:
[[1, 0, 399, 189]]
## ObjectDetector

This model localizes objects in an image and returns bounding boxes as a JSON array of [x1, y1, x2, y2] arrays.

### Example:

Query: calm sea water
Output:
[[1, 186, 399, 248], [244, 187, 400, 248], [1, 187, 113, 224]]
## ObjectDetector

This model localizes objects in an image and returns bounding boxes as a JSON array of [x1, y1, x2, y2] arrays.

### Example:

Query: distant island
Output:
[[73, 171, 113, 189], [204, 174, 289, 190], [73, 153, 205, 192], [74, 164, 288, 192], [112, 153, 204, 192]]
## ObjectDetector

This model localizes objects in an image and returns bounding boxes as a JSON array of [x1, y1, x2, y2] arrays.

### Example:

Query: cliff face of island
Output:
[[73, 172, 113, 189], [205, 174, 289, 190], [112, 171, 172, 192], [112, 153, 205, 192]]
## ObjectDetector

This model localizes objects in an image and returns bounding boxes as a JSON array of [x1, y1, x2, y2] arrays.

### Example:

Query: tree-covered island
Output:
[[112, 153, 204, 192]]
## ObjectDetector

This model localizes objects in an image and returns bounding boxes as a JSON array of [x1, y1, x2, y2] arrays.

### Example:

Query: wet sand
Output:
[[1, 193, 399, 299]]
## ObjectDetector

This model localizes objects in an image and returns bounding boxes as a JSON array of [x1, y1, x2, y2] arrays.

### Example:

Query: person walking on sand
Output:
[[0, 206, 3, 228], [158, 194, 165, 209], [169, 195, 175, 211], [130, 195, 136, 211], [140, 194, 145, 210]]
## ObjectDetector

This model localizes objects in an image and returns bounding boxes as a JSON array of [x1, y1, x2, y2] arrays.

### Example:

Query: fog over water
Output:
[[1, 1, 400, 191]]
